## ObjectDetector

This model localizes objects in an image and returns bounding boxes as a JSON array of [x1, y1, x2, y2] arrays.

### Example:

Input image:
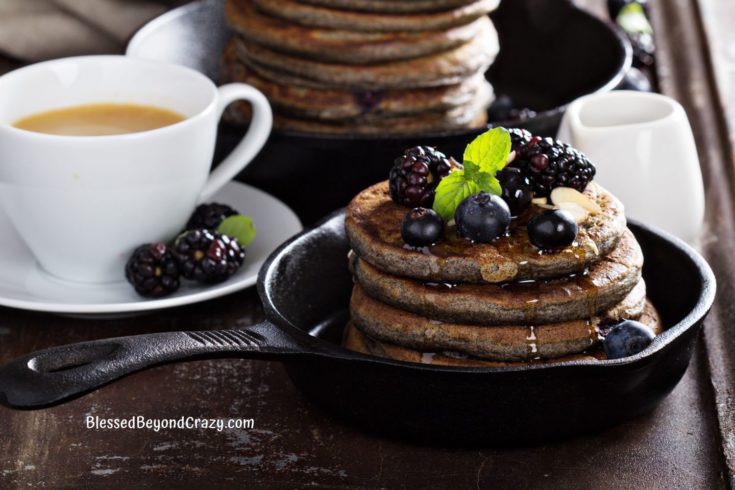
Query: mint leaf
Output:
[[617, 4, 652, 34], [217, 215, 256, 247], [462, 127, 511, 175], [476, 171, 502, 195], [432, 172, 481, 220], [432, 128, 511, 219], [463, 160, 481, 180]]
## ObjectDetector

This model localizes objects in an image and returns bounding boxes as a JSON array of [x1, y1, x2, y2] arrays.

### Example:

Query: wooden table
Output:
[[1, 1, 734, 488]]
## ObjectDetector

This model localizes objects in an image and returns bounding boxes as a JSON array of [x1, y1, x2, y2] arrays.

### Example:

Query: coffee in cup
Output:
[[13, 103, 186, 136], [0, 56, 272, 283]]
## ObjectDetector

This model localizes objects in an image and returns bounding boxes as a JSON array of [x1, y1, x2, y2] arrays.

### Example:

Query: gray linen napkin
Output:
[[0, 0, 185, 61]]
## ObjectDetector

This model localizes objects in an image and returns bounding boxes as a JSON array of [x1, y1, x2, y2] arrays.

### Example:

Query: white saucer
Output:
[[0, 181, 301, 316]]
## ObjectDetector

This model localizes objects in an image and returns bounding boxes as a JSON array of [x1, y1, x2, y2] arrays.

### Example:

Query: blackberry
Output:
[[488, 96, 537, 123], [507, 128, 533, 152], [173, 229, 245, 284], [125, 243, 180, 298], [186, 203, 238, 231], [389, 146, 461, 207], [511, 136, 596, 196]]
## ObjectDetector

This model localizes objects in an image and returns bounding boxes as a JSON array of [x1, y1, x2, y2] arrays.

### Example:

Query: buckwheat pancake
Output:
[[344, 303, 664, 366], [224, 99, 488, 134], [250, 0, 498, 32], [233, 23, 498, 90], [226, 0, 492, 64], [344, 322, 605, 366], [236, 55, 349, 90], [350, 229, 642, 325], [223, 74, 491, 132], [233, 36, 496, 91], [345, 181, 627, 283], [222, 44, 489, 120], [300, 0, 489, 14], [350, 280, 650, 361], [268, 92, 490, 135]]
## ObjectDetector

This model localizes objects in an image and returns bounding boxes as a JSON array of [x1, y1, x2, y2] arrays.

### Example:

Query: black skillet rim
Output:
[[258, 211, 716, 373], [127, 0, 632, 142], [267, 7, 633, 142]]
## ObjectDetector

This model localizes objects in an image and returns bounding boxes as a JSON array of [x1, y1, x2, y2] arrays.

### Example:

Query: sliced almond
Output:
[[550, 187, 602, 214], [588, 240, 600, 256], [506, 150, 517, 165], [535, 203, 557, 210], [532, 196, 556, 210], [557, 202, 589, 223]]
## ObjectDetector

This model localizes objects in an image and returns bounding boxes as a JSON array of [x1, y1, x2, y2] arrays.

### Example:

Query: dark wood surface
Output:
[[0, 292, 727, 489], [1, 1, 734, 488]]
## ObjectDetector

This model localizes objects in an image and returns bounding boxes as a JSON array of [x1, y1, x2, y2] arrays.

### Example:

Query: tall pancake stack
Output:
[[343, 156, 662, 367], [221, 0, 500, 135]]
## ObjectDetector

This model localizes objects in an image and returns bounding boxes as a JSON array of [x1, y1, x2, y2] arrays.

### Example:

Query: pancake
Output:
[[237, 55, 351, 90], [347, 181, 626, 282], [224, 82, 491, 133], [299, 0, 487, 14], [226, 0, 493, 64], [350, 281, 649, 361], [345, 181, 627, 283], [250, 0, 499, 32], [224, 101, 488, 134], [344, 300, 662, 365], [268, 92, 490, 134], [224, 76, 492, 133], [222, 43, 491, 121], [350, 229, 642, 325], [233, 40, 495, 91], [345, 322, 603, 366], [233, 23, 498, 90]]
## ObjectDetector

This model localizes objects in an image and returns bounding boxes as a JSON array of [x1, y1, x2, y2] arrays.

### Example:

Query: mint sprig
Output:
[[432, 127, 510, 220], [463, 127, 511, 174], [217, 215, 256, 247], [617, 3, 652, 34]]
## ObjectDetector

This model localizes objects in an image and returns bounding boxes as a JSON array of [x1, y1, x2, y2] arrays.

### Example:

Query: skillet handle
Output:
[[0, 322, 306, 409]]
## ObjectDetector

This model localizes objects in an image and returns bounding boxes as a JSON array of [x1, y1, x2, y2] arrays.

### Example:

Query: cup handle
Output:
[[198, 83, 272, 202]]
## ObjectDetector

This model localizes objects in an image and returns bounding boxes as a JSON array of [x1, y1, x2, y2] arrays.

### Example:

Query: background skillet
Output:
[[127, 0, 631, 224]]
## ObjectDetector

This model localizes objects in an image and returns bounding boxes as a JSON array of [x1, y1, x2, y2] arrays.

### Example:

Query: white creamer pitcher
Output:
[[558, 91, 704, 243]]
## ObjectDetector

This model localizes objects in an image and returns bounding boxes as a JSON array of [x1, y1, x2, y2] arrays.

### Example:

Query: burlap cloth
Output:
[[0, 0, 186, 61]]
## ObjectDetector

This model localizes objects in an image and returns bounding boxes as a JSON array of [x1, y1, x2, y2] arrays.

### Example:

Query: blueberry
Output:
[[497, 167, 532, 216], [401, 207, 443, 247], [527, 210, 578, 250], [455, 193, 511, 243], [488, 94, 515, 122], [603, 319, 655, 359]]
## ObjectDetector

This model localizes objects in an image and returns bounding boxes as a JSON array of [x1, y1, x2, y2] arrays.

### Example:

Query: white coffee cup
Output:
[[557, 91, 704, 242], [0, 55, 272, 283]]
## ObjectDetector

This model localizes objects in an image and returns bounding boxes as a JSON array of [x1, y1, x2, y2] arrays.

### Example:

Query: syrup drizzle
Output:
[[526, 326, 539, 357], [587, 319, 601, 346]]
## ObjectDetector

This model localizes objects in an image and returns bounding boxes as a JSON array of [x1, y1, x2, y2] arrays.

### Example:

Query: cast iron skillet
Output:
[[127, 0, 632, 224], [0, 213, 715, 445]]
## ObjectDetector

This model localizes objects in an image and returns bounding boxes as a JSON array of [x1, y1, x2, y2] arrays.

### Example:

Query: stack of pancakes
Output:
[[343, 181, 662, 367], [222, 0, 500, 135]]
